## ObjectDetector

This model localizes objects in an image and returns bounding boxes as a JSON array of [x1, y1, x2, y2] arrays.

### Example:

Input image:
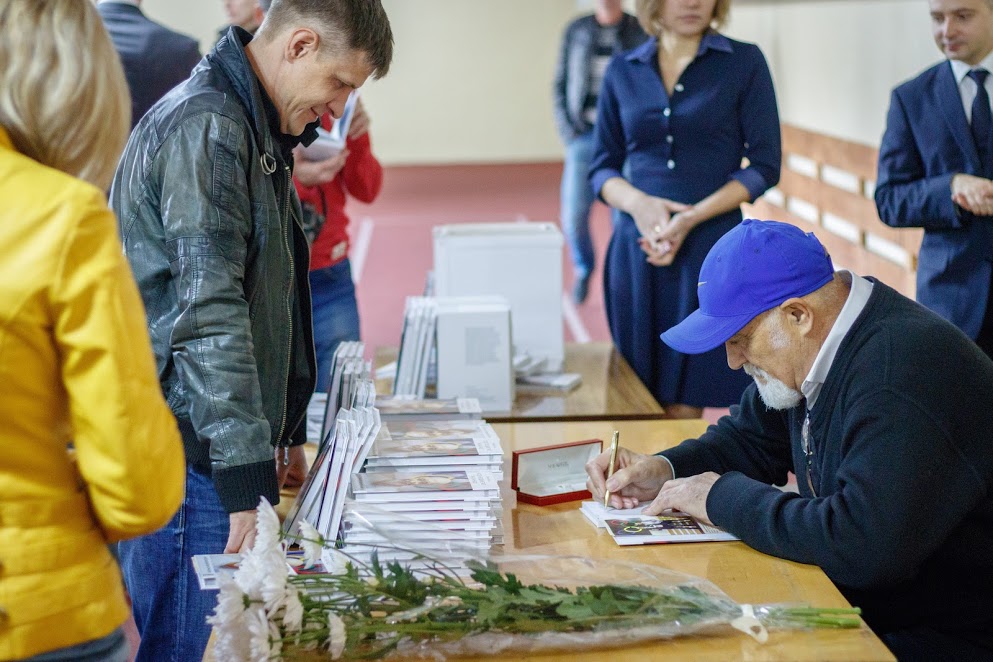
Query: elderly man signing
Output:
[[587, 219, 993, 660]]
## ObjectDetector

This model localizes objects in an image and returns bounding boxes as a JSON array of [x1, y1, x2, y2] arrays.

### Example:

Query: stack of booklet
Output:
[[363, 420, 503, 477], [340, 419, 505, 568], [580, 501, 738, 546], [374, 396, 482, 422], [284, 399, 383, 541], [282, 409, 505, 576], [342, 469, 503, 567], [393, 297, 437, 398]]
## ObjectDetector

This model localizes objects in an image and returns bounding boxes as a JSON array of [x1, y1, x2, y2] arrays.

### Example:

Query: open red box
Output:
[[511, 439, 603, 506]]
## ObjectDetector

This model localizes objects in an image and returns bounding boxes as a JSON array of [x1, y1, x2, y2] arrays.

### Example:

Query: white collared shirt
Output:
[[800, 271, 873, 410], [949, 50, 993, 123]]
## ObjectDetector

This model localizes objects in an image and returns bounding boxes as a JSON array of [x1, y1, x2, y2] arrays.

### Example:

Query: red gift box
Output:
[[511, 439, 603, 506]]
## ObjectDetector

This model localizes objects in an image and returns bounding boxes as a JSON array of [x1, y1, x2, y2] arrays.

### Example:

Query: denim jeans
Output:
[[24, 628, 128, 662], [310, 259, 361, 392], [119, 467, 228, 662], [560, 132, 597, 280]]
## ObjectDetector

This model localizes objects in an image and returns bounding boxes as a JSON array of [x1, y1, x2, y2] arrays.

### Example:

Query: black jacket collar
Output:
[[209, 27, 319, 163]]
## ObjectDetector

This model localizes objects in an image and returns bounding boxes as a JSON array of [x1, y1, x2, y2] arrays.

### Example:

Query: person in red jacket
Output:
[[294, 99, 382, 391]]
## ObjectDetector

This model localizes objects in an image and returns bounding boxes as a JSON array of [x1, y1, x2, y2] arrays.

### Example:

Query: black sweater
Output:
[[662, 280, 993, 647]]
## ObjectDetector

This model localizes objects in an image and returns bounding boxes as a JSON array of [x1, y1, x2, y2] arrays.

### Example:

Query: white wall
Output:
[[725, 0, 939, 147], [139, 0, 946, 163], [141, 0, 580, 165]]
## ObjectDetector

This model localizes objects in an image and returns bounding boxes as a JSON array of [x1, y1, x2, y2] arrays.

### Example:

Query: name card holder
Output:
[[511, 439, 602, 506]]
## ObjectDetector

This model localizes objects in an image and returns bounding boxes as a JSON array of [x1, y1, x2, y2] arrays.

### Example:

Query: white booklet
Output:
[[299, 91, 359, 161], [580, 501, 738, 546]]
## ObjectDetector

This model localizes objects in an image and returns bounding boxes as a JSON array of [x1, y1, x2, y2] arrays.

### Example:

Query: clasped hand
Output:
[[952, 174, 993, 216], [631, 195, 693, 266], [585, 447, 720, 525]]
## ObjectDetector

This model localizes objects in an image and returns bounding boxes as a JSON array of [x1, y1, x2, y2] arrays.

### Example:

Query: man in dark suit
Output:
[[97, 0, 201, 131], [876, 0, 993, 359]]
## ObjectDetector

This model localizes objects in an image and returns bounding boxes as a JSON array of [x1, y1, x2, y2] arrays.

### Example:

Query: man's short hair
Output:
[[635, 0, 731, 34], [262, 0, 393, 79]]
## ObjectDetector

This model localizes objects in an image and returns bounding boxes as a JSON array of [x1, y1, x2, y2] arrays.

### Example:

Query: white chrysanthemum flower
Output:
[[246, 604, 272, 662], [255, 496, 283, 555], [207, 577, 251, 661], [298, 519, 324, 569], [282, 586, 305, 633], [268, 619, 283, 660], [321, 546, 348, 574], [234, 551, 266, 600], [260, 559, 290, 612], [327, 612, 347, 660]]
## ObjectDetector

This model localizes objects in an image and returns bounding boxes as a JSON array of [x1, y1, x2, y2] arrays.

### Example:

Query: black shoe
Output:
[[572, 276, 590, 304]]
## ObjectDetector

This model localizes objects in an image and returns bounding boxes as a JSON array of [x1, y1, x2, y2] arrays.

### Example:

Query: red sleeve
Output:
[[339, 132, 383, 204]]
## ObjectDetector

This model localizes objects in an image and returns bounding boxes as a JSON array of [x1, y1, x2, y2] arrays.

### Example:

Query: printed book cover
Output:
[[350, 470, 500, 501], [604, 514, 738, 545]]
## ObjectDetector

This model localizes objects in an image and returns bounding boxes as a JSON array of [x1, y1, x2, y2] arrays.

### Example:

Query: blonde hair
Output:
[[635, 0, 731, 35], [0, 0, 130, 190]]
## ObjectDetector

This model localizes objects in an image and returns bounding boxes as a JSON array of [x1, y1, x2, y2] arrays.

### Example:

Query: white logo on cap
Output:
[[697, 281, 707, 287]]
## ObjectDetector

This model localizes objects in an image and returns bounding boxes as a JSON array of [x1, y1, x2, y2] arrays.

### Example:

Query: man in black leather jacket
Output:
[[109, 1, 392, 658]]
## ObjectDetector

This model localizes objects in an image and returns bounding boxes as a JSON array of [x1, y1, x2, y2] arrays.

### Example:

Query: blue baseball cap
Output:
[[660, 220, 835, 354]]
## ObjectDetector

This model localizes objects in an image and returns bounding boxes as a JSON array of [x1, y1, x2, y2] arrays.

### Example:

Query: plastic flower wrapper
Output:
[[208, 499, 862, 661]]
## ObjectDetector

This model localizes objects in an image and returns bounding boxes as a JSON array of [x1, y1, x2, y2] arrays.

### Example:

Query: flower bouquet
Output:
[[208, 498, 861, 661]]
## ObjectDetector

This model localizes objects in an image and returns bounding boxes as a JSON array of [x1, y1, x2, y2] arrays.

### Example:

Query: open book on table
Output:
[[581, 500, 738, 546]]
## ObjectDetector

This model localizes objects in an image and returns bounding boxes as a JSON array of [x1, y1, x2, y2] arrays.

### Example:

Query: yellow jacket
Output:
[[0, 128, 185, 659]]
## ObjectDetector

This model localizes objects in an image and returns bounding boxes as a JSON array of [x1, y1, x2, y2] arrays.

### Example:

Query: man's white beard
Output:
[[744, 364, 803, 410]]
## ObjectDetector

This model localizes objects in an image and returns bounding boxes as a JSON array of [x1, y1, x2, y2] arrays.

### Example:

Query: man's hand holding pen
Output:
[[585, 448, 721, 526], [585, 447, 673, 509]]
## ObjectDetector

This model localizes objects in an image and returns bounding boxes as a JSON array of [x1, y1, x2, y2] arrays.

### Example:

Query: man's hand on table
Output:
[[277, 444, 309, 489], [642, 472, 720, 525]]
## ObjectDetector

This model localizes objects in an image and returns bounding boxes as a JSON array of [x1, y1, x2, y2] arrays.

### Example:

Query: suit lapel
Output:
[[936, 62, 981, 168]]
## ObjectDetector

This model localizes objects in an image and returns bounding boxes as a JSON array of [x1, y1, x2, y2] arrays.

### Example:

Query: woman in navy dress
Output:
[[589, 0, 781, 418]]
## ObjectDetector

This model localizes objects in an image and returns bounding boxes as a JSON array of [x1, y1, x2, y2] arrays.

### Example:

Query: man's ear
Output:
[[286, 27, 320, 62], [780, 298, 813, 335]]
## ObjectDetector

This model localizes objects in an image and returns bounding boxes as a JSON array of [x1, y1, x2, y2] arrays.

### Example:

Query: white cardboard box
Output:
[[433, 223, 564, 373], [435, 296, 514, 412]]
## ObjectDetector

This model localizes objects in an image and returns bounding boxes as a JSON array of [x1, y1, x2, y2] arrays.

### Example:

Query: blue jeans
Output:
[[25, 628, 128, 662], [119, 467, 228, 662], [310, 259, 361, 392], [560, 132, 597, 280]]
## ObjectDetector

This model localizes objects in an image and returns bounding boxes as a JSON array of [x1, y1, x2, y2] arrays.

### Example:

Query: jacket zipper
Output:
[[276, 164, 293, 462]]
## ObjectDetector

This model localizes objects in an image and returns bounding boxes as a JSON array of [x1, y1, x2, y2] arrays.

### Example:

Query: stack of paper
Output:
[[434, 296, 514, 411], [393, 297, 438, 398], [319, 342, 372, 448], [341, 469, 503, 566], [516, 371, 583, 394], [284, 403, 382, 540], [374, 396, 482, 422], [363, 420, 504, 478], [580, 501, 738, 545]]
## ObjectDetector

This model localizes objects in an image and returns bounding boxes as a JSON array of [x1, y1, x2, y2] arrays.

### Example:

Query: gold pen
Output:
[[603, 430, 620, 508]]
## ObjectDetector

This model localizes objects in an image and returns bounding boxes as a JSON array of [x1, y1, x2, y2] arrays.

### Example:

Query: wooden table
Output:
[[376, 342, 665, 423], [229, 419, 893, 662], [482, 419, 894, 661]]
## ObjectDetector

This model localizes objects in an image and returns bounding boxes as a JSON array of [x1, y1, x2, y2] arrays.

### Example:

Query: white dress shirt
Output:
[[950, 50, 993, 123], [801, 271, 874, 410]]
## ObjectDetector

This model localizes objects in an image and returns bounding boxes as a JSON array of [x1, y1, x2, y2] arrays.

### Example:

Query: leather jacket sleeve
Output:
[[153, 114, 279, 512]]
